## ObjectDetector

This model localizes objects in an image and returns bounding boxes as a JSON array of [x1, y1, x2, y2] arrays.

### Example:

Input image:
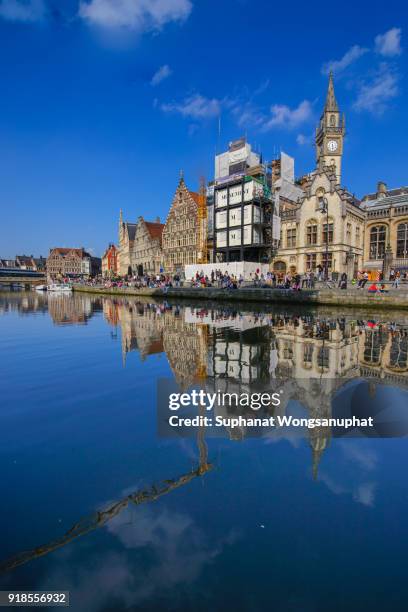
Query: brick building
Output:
[[47, 247, 96, 278], [102, 244, 119, 277]]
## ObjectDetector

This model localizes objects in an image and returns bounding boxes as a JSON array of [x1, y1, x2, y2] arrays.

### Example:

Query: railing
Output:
[[392, 258, 408, 270], [367, 209, 390, 219], [394, 206, 408, 216]]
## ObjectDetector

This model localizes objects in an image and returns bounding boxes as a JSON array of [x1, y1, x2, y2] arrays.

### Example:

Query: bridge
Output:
[[0, 269, 46, 289]]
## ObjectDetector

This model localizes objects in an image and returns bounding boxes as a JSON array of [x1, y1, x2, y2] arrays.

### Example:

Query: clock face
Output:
[[327, 140, 338, 152]]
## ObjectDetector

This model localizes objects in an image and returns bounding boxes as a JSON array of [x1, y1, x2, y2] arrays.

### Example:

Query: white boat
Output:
[[35, 285, 47, 291], [47, 283, 72, 292]]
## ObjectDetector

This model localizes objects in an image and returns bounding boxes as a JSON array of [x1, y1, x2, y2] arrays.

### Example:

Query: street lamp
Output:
[[319, 196, 329, 281]]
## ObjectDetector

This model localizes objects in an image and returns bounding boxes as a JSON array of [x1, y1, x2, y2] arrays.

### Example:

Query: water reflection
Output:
[[1, 292, 408, 609]]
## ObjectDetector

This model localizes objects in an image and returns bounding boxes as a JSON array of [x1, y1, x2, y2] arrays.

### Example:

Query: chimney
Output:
[[155, 216, 160, 223], [377, 181, 387, 198]]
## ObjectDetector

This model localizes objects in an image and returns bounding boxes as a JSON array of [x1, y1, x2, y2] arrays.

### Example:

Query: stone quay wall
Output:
[[72, 285, 408, 310]]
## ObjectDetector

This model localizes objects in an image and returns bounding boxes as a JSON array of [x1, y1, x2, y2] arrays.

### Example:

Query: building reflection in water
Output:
[[102, 296, 408, 475], [2, 291, 407, 474]]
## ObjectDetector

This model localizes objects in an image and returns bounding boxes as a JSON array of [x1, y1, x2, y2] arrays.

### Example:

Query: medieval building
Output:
[[102, 243, 118, 277], [47, 247, 99, 278], [132, 216, 164, 276], [118, 210, 137, 276], [274, 72, 365, 277], [161, 176, 200, 274]]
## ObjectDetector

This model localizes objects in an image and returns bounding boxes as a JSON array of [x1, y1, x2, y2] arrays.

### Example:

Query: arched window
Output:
[[396, 223, 408, 258], [330, 114, 336, 126], [273, 261, 287, 273], [306, 220, 318, 245], [369, 225, 386, 259]]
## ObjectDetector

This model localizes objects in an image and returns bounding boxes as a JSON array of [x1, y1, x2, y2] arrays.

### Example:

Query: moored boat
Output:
[[47, 283, 72, 292]]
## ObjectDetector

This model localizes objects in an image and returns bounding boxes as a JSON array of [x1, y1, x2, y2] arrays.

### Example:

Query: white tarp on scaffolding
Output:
[[184, 261, 270, 281]]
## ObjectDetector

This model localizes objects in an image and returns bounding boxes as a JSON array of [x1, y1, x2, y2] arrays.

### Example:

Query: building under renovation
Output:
[[212, 138, 286, 264]]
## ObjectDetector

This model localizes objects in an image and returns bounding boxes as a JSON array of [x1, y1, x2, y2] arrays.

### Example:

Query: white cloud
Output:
[[161, 93, 220, 119], [322, 44, 369, 75], [0, 0, 45, 22], [353, 482, 376, 507], [151, 64, 172, 86], [40, 505, 237, 612], [353, 63, 399, 114], [339, 441, 377, 470], [296, 133, 308, 145], [375, 27, 402, 57], [262, 100, 312, 131], [79, 0, 192, 32]]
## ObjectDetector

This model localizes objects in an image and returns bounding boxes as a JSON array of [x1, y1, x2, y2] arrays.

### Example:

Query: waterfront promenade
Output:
[[73, 283, 408, 310]]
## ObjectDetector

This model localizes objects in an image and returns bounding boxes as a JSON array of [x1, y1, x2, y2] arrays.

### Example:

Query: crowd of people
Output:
[[71, 265, 406, 293]]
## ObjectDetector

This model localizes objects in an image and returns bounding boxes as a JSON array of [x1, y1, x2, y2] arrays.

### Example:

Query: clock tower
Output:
[[315, 71, 345, 181]]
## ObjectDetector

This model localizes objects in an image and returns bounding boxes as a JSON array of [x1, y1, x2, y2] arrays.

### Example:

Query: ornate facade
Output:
[[47, 247, 94, 278], [102, 243, 118, 277], [162, 177, 200, 274], [361, 184, 408, 275], [275, 73, 365, 276], [132, 216, 164, 276]]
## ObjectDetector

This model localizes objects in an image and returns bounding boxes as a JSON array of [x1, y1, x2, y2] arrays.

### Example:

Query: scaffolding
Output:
[[197, 176, 208, 264]]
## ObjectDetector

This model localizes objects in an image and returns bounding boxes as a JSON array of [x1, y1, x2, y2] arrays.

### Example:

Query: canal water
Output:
[[1, 291, 408, 611]]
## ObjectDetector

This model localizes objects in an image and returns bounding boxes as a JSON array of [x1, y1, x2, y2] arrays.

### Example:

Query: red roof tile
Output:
[[145, 221, 164, 240], [189, 191, 200, 206]]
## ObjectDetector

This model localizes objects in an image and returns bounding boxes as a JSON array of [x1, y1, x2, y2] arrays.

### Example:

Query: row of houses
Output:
[[47, 248, 101, 278], [104, 72, 408, 279], [0, 255, 47, 271], [103, 178, 202, 277]]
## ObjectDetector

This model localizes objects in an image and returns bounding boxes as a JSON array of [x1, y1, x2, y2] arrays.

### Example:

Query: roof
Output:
[[102, 244, 117, 258], [361, 187, 408, 206], [145, 221, 164, 241], [189, 191, 200, 206], [125, 223, 137, 242], [324, 71, 339, 113], [48, 247, 90, 258]]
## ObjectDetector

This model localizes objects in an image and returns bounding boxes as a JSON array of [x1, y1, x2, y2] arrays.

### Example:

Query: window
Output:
[[303, 344, 314, 365], [317, 347, 330, 369], [330, 114, 336, 126], [286, 228, 296, 247], [346, 223, 351, 242], [356, 225, 360, 245], [370, 225, 386, 259], [389, 335, 408, 370], [306, 253, 317, 270], [283, 342, 293, 360], [321, 252, 333, 270], [396, 223, 408, 258], [322, 222, 334, 244], [306, 221, 318, 245]]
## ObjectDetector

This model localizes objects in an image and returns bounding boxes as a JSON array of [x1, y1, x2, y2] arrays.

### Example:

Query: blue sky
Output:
[[0, 0, 406, 258]]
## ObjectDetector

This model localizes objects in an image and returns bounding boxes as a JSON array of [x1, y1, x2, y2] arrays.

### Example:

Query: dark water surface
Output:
[[1, 291, 408, 611]]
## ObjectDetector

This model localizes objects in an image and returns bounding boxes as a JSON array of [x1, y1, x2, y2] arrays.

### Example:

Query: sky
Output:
[[0, 0, 407, 258]]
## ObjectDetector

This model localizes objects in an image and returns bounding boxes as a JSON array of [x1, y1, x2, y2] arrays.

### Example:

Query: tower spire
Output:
[[324, 70, 339, 113]]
